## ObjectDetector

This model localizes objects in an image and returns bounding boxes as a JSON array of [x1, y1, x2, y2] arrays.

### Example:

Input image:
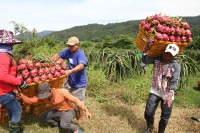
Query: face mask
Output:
[[0, 44, 14, 55]]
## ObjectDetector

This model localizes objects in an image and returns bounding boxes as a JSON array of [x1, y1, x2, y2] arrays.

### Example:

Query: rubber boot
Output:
[[142, 120, 154, 133], [158, 122, 167, 133], [9, 121, 24, 133]]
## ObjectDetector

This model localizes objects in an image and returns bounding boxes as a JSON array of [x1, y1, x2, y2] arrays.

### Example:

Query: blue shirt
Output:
[[59, 49, 87, 88]]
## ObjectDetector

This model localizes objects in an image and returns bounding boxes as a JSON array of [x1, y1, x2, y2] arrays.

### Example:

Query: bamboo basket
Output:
[[32, 102, 54, 116], [21, 75, 66, 97], [0, 105, 28, 125], [136, 25, 189, 57]]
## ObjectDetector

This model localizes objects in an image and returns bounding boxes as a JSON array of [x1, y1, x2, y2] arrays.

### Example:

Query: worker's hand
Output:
[[16, 88, 22, 96], [164, 91, 173, 108], [143, 38, 154, 54], [85, 110, 91, 120], [64, 70, 72, 77]]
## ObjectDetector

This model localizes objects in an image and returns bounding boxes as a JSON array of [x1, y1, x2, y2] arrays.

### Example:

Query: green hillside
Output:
[[47, 15, 200, 42]]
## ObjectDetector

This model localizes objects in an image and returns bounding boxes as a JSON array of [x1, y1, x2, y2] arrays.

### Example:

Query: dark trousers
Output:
[[39, 109, 77, 132], [144, 93, 173, 133]]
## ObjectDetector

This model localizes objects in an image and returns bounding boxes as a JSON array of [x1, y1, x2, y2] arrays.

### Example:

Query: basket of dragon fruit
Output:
[[136, 14, 192, 57], [17, 53, 67, 97]]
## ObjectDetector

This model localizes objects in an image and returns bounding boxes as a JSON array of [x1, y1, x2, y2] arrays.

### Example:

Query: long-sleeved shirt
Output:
[[142, 54, 181, 100], [0, 53, 21, 96], [21, 88, 85, 112]]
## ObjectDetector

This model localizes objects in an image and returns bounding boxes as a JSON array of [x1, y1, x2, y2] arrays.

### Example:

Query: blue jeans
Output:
[[0, 92, 22, 122], [144, 93, 173, 133]]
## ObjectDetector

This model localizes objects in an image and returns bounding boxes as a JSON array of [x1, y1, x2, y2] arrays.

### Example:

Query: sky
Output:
[[1, 0, 200, 33]]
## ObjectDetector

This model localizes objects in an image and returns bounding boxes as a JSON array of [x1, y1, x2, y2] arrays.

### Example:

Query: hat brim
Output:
[[66, 42, 76, 46], [165, 49, 176, 56], [38, 91, 50, 99], [0, 39, 23, 44]]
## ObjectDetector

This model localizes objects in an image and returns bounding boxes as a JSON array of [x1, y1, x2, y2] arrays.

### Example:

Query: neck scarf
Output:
[[0, 44, 14, 55]]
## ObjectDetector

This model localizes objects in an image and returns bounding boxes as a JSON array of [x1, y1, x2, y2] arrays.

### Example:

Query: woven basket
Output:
[[32, 102, 54, 116], [136, 25, 189, 57], [22, 75, 66, 97], [0, 105, 28, 125]]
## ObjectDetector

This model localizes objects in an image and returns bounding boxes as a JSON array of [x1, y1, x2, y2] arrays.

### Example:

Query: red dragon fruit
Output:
[[55, 65, 61, 71], [187, 37, 192, 42], [53, 54, 60, 60], [30, 69, 38, 77], [185, 29, 192, 36], [33, 76, 40, 83], [154, 33, 163, 40], [169, 35, 175, 42], [162, 34, 169, 41], [38, 68, 44, 75], [18, 59, 27, 64], [25, 77, 32, 84], [47, 73, 53, 80], [56, 58, 64, 64], [157, 24, 164, 33], [140, 20, 146, 27], [54, 71, 61, 78], [44, 67, 50, 74], [180, 28, 186, 36], [143, 23, 151, 31], [61, 62, 67, 69], [175, 36, 181, 42], [170, 27, 175, 35], [18, 64, 26, 70], [181, 36, 187, 42], [35, 62, 42, 68], [50, 66, 56, 74], [40, 74, 47, 81], [22, 69, 29, 78], [182, 22, 190, 29], [163, 26, 170, 34], [60, 69, 66, 75], [27, 62, 34, 70]]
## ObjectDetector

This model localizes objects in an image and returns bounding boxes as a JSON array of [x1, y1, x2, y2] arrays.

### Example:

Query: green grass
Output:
[[175, 70, 200, 107]]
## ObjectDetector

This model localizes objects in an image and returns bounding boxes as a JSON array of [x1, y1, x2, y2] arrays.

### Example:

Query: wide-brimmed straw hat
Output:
[[0, 29, 22, 44]]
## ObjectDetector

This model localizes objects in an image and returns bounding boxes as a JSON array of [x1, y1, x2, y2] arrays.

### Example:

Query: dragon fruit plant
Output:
[[17, 53, 67, 84], [140, 14, 192, 43]]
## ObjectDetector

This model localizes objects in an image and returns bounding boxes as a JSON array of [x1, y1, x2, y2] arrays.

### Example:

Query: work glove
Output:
[[19, 80, 29, 89]]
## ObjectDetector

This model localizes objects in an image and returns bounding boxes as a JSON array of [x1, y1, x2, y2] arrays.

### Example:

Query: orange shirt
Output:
[[21, 88, 85, 112]]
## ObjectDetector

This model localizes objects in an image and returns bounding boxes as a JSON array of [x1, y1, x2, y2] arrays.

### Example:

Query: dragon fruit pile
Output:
[[140, 14, 192, 43], [17, 53, 67, 84]]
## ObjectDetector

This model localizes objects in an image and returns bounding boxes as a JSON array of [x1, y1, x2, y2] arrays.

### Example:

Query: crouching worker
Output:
[[18, 82, 91, 133]]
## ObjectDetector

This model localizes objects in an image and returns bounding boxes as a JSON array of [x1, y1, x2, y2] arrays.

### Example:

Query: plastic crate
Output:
[[136, 25, 189, 57]]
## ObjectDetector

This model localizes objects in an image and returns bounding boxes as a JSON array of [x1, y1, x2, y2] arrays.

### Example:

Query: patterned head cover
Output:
[[0, 29, 22, 44]]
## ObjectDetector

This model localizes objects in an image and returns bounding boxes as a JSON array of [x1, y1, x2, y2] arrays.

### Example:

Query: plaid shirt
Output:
[[152, 60, 174, 95]]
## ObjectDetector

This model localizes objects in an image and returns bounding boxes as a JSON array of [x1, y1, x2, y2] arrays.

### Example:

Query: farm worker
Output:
[[141, 40, 181, 133], [58, 36, 88, 123], [0, 29, 29, 133], [137, 52, 147, 76], [18, 82, 91, 133]]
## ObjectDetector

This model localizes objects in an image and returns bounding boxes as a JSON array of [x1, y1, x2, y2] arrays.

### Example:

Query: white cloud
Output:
[[0, 0, 199, 32]]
